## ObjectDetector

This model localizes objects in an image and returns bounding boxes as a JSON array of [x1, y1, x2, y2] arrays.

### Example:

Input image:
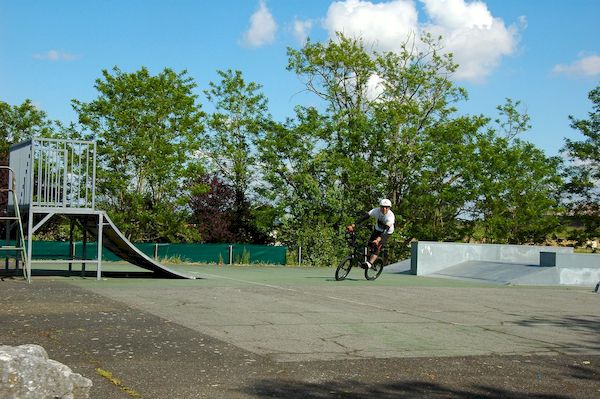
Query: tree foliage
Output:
[[202, 69, 273, 243], [72, 66, 204, 242], [1, 39, 579, 261], [188, 173, 236, 243], [471, 134, 563, 243], [258, 33, 563, 264], [561, 84, 600, 247], [0, 99, 56, 158]]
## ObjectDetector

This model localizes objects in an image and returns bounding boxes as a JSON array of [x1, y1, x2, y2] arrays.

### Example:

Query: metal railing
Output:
[[9, 138, 97, 210]]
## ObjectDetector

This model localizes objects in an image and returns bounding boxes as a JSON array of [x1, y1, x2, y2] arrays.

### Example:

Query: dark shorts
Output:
[[369, 229, 390, 255]]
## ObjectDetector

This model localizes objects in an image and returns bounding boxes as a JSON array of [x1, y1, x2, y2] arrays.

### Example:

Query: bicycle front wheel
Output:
[[335, 256, 356, 281], [365, 258, 384, 280]]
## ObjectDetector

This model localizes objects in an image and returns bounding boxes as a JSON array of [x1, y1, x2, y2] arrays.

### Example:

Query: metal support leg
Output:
[[81, 227, 87, 277], [26, 208, 33, 283], [68, 218, 75, 272], [4, 219, 9, 271], [97, 213, 103, 280]]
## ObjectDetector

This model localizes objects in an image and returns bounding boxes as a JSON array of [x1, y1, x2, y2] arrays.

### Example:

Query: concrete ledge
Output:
[[559, 252, 599, 268], [541, 252, 600, 286], [411, 241, 573, 276], [540, 251, 600, 268]]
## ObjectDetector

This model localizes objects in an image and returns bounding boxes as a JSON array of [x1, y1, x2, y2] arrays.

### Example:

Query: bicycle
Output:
[[335, 228, 385, 281]]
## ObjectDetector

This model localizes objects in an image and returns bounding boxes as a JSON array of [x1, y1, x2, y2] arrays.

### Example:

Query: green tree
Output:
[[399, 116, 485, 242], [368, 34, 472, 243], [264, 33, 469, 263], [264, 34, 563, 264], [494, 98, 532, 140], [72, 66, 204, 242], [0, 100, 68, 238], [259, 108, 344, 264], [286, 33, 382, 212], [456, 99, 563, 244], [0, 99, 56, 159], [561, 84, 600, 248], [471, 133, 563, 243], [202, 69, 273, 243]]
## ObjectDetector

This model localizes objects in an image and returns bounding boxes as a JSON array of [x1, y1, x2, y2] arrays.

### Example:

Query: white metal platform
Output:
[[7, 138, 193, 280]]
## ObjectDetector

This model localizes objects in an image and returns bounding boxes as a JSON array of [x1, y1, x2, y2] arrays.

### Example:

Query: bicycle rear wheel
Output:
[[365, 258, 384, 280], [335, 256, 356, 281]]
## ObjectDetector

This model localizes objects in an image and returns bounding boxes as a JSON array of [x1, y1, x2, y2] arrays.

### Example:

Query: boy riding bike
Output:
[[346, 199, 395, 269]]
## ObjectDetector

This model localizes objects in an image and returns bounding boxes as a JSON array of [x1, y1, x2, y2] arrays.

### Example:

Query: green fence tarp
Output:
[[17, 241, 287, 265]]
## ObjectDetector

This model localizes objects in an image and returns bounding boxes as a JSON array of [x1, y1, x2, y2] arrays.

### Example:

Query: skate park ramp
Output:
[[428, 260, 560, 285], [384, 258, 559, 285], [80, 212, 195, 279], [407, 241, 600, 286], [383, 259, 412, 274]]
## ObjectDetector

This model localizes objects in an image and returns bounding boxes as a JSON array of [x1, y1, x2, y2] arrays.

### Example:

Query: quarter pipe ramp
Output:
[[80, 212, 195, 279]]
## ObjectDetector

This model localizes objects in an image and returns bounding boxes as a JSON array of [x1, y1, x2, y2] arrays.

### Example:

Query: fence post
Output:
[[228, 245, 233, 265], [298, 246, 302, 265], [153, 244, 158, 260]]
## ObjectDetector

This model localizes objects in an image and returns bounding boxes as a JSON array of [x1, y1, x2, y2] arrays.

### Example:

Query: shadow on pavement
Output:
[[515, 315, 600, 352], [515, 315, 600, 333], [241, 380, 570, 399], [0, 269, 201, 279]]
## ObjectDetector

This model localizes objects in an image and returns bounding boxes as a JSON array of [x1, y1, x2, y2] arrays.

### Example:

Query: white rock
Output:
[[0, 344, 92, 398]]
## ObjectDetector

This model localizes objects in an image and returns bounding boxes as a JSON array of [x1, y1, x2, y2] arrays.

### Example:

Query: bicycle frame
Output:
[[336, 228, 386, 281], [344, 230, 370, 266]]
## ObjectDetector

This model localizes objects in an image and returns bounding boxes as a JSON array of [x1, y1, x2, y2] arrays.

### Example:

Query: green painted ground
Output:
[[29, 261, 502, 289]]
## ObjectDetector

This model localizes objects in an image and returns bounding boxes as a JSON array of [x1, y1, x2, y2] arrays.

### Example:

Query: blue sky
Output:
[[1, 0, 599, 156]]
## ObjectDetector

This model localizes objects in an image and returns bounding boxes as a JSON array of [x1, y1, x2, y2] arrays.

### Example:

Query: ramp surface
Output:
[[383, 258, 411, 274], [430, 260, 559, 285], [80, 212, 195, 279]]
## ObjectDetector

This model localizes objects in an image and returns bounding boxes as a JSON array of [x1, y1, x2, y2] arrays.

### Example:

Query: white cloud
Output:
[[293, 18, 313, 45], [33, 49, 79, 61], [421, 0, 518, 83], [517, 15, 528, 30], [322, 0, 520, 83], [366, 73, 385, 101], [553, 54, 600, 77], [324, 0, 418, 52], [242, 0, 277, 48], [422, 0, 492, 29]]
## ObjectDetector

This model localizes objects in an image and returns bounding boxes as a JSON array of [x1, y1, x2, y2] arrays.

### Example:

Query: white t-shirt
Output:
[[368, 207, 395, 234]]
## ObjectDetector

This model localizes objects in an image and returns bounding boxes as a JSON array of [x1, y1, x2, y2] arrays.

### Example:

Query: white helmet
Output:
[[380, 198, 392, 207]]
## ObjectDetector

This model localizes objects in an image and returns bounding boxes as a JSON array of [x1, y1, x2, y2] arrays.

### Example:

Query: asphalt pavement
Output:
[[1, 264, 599, 398]]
